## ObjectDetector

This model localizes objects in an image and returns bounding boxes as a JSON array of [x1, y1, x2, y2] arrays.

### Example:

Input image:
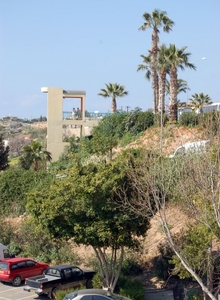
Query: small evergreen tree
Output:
[[0, 135, 9, 171]]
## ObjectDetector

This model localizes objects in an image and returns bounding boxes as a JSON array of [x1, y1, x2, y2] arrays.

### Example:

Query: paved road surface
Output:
[[0, 282, 48, 300]]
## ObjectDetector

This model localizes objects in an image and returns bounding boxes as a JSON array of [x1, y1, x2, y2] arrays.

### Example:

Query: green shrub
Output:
[[118, 276, 145, 300], [179, 112, 198, 127], [55, 286, 82, 300], [121, 257, 143, 276]]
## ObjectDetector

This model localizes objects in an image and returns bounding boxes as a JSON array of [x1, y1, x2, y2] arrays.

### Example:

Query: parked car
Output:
[[169, 140, 210, 158], [0, 257, 49, 286], [63, 289, 131, 300], [24, 265, 96, 299]]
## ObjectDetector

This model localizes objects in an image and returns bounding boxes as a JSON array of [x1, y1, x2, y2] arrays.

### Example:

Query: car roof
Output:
[[49, 265, 78, 270], [0, 257, 34, 263], [65, 289, 131, 300], [66, 289, 118, 296]]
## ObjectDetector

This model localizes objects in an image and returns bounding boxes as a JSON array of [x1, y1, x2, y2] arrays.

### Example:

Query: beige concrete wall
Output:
[[42, 87, 99, 162]]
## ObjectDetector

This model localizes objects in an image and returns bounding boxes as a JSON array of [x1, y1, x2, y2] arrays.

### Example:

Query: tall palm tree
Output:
[[157, 44, 170, 114], [165, 44, 196, 121], [19, 140, 52, 171], [189, 93, 212, 113], [139, 9, 174, 114], [98, 83, 128, 113]]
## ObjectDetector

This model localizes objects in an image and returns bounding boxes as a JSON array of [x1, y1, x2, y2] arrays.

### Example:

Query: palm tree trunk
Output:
[[151, 29, 159, 114], [169, 67, 178, 122], [112, 98, 117, 113]]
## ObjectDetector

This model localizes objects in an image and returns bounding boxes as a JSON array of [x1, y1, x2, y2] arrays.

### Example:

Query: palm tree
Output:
[[137, 54, 151, 81], [98, 83, 128, 113], [165, 78, 189, 96], [157, 44, 170, 114], [188, 93, 212, 113], [165, 44, 196, 121], [19, 140, 52, 171], [139, 9, 174, 114]]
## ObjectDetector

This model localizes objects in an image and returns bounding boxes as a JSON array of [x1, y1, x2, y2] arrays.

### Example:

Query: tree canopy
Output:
[[26, 151, 150, 291]]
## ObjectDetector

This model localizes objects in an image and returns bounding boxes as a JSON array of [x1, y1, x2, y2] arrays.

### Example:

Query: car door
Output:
[[70, 267, 87, 288], [25, 260, 40, 277]]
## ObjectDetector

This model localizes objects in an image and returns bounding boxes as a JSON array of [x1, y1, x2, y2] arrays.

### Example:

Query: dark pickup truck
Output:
[[23, 264, 96, 299]]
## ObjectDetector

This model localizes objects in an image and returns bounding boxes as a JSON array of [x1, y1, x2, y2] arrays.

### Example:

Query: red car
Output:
[[0, 257, 49, 286]]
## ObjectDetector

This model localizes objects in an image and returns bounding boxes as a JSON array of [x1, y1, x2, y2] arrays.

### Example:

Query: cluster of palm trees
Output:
[[137, 9, 197, 122], [97, 10, 211, 121]]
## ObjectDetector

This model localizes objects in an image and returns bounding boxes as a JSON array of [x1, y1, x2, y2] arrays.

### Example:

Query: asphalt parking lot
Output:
[[0, 282, 48, 300]]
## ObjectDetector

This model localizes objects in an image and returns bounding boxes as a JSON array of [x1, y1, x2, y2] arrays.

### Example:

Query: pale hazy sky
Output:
[[0, 0, 219, 118]]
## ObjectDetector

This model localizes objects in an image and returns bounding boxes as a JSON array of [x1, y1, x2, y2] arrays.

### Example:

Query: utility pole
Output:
[[126, 106, 130, 113]]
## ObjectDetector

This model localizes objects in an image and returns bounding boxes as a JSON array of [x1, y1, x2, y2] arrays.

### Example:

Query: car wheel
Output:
[[12, 276, 22, 286], [86, 279, 93, 288]]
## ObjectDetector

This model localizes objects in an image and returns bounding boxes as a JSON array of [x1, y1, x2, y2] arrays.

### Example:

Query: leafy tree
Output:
[[91, 114, 125, 160], [19, 140, 52, 171], [189, 92, 212, 113], [164, 44, 196, 122], [0, 135, 9, 171], [26, 153, 150, 292], [139, 9, 174, 114], [0, 168, 53, 215], [122, 108, 154, 134], [98, 83, 128, 113]]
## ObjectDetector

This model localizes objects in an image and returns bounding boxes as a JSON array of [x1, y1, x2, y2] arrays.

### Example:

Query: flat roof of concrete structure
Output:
[[41, 87, 86, 97]]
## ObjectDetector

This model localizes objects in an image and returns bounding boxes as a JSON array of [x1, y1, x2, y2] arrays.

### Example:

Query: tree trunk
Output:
[[112, 98, 117, 113], [169, 67, 178, 122]]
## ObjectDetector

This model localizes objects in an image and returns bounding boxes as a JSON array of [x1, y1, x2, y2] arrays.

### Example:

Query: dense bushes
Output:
[[178, 112, 198, 127], [0, 168, 53, 215]]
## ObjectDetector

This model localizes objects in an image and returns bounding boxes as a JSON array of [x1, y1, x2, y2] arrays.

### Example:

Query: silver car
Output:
[[63, 288, 131, 300]]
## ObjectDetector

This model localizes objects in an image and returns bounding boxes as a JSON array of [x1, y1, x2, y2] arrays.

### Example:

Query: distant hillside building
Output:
[[41, 87, 100, 162]]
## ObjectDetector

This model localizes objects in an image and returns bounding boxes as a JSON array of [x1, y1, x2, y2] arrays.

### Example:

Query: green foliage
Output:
[[0, 220, 16, 247], [121, 257, 143, 276], [91, 272, 103, 289], [122, 108, 154, 134], [0, 167, 52, 215], [118, 276, 145, 300], [170, 224, 213, 279], [198, 111, 220, 136], [55, 286, 83, 300], [187, 288, 203, 300], [19, 140, 52, 171], [178, 112, 198, 127], [0, 168, 53, 215], [0, 134, 9, 171], [119, 132, 142, 147]]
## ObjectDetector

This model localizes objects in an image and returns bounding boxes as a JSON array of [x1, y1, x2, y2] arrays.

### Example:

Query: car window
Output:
[[64, 268, 71, 278], [26, 260, 36, 267], [46, 268, 60, 277], [71, 267, 83, 277], [81, 296, 92, 300], [0, 262, 8, 270], [10, 264, 18, 270], [17, 262, 27, 268]]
